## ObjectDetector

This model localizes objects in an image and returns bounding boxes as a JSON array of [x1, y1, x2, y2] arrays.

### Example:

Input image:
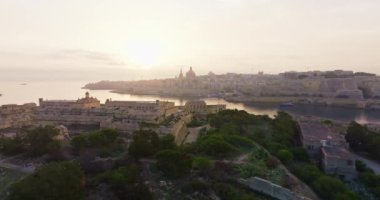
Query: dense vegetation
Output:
[[355, 160, 380, 198], [90, 163, 153, 200], [258, 112, 359, 199], [345, 123, 380, 198], [127, 110, 361, 199], [212, 110, 360, 200], [1, 110, 374, 199], [346, 121, 380, 159], [8, 161, 85, 200], [0, 126, 62, 157], [128, 129, 160, 159], [71, 129, 124, 157]]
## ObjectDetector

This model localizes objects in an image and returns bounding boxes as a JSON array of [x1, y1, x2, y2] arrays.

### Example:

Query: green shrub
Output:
[[192, 156, 212, 171], [277, 149, 293, 163], [156, 149, 192, 178], [290, 163, 322, 184], [159, 134, 176, 151], [0, 137, 25, 155], [197, 137, 237, 158], [8, 161, 85, 200], [223, 135, 254, 149], [313, 176, 347, 200], [128, 130, 160, 159], [289, 147, 309, 162]]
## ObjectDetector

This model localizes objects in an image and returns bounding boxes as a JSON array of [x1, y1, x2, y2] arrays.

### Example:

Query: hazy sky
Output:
[[1, 0, 380, 81]]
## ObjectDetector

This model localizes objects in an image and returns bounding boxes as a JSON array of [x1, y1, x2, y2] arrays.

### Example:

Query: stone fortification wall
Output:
[[100, 120, 140, 133], [0, 103, 36, 129], [35, 114, 110, 126], [172, 114, 192, 145], [240, 177, 311, 200], [320, 78, 363, 98]]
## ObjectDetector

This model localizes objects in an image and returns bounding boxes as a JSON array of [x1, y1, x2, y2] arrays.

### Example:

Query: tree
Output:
[[291, 163, 322, 184], [373, 186, 380, 199], [156, 149, 192, 178], [271, 112, 298, 147], [187, 116, 203, 127], [223, 135, 254, 148], [277, 149, 293, 163], [313, 176, 347, 200], [358, 172, 380, 186], [0, 137, 25, 155], [333, 191, 360, 200], [8, 161, 85, 200], [212, 183, 257, 200], [197, 137, 236, 158], [74, 129, 119, 147], [106, 166, 138, 188], [100, 129, 119, 142], [25, 126, 61, 157], [346, 121, 380, 159], [128, 130, 160, 159], [128, 183, 154, 200], [355, 160, 374, 173], [159, 134, 176, 151], [94, 164, 153, 200], [192, 156, 212, 172], [71, 135, 87, 151], [71, 129, 122, 157], [289, 147, 309, 162], [346, 121, 368, 151]]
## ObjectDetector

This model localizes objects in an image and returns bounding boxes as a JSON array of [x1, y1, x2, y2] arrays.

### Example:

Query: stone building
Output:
[[39, 92, 100, 109], [321, 146, 357, 180], [298, 120, 347, 159], [298, 118, 356, 180], [35, 95, 180, 133], [0, 92, 225, 135], [184, 101, 207, 113], [75, 92, 101, 109], [104, 99, 177, 118], [184, 100, 226, 114]]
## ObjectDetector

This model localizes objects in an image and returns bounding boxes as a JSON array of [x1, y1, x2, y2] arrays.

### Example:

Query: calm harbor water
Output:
[[1, 81, 380, 124]]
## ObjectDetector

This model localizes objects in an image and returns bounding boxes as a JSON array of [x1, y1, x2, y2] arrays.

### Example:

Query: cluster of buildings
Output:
[[279, 70, 380, 99], [298, 117, 357, 180], [85, 67, 267, 97], [0, 92, 226, 135], [85, 68, 380, 108]]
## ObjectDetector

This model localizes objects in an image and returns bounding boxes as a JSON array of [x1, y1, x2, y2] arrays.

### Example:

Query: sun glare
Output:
[[125, 40, 162, 68]]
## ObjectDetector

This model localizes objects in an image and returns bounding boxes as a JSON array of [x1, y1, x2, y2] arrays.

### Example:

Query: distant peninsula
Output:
[[84, 67, 380, 110]]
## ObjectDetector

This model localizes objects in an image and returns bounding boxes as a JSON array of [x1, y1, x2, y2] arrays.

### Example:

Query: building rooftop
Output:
[[322, 146, 353, 159], [299, 121, 345, 143], [185, 100, 207, 106], [42, 100, 77, 103], [106, 100, 159, 104]]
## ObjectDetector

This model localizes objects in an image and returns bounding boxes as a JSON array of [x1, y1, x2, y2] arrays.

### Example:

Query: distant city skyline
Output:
[[1, 0, 380, 81]]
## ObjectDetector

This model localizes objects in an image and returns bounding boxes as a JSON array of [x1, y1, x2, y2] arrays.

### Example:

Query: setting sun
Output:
[[125, 40, 162, 68]]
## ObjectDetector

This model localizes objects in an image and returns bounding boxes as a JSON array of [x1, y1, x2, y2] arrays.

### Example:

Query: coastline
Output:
[[105, 88, 380, 111]]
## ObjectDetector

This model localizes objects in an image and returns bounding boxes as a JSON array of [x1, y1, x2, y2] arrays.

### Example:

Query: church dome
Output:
[[186, 66, 196, 79]]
